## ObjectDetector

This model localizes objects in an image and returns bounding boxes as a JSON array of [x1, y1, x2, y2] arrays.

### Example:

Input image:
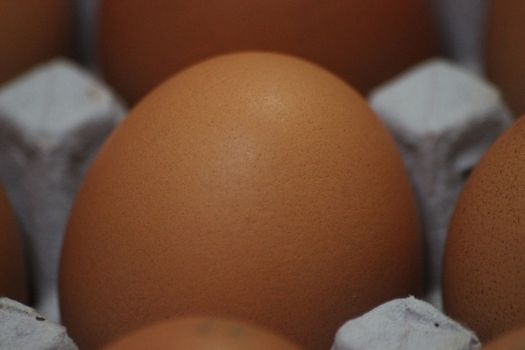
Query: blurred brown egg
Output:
[[486, 0, 525, 116], [60, 52, 422, 350], [444, 116, 525, 342], [483, 324, 525, 350], [102, 317, 302, 350], [98, 0, 438, 104], [0, 188, 26, 302], [0, 0, 73, 85]]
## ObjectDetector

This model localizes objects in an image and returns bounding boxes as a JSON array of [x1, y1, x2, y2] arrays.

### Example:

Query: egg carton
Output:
[[369, 58, 512, 307], [0, 0, 512, 348], [0, 59, 125, 323], [0, 298, 77, 350]]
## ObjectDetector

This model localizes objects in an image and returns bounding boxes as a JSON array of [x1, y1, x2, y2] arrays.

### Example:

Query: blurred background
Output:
[[1, 0, 497, 106]]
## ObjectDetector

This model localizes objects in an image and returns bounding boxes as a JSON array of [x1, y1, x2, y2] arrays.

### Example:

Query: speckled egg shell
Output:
[[486, 0, 525, 116], [0, 0, 73, 85], [102, 317, 302, 350], [0, 188, 26, 303], [444, 116, 525, 342], [98, 0, 437, 104], [60, 52, 422, 350]]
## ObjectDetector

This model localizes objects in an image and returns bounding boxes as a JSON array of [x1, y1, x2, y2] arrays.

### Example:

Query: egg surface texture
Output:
[[99, 0, 437, 104], [102, 317, 302, 350], [60, 52, 422, 350], [0, 188, 27, 302], [483, 324, 525, 350], [444, 116, 525, 342], [0, 0, 72, 85], [486, 0, 525, 116]]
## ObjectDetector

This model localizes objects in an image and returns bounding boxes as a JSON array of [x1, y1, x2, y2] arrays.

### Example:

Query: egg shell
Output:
[[0, 189, 26, 303], [444, 116, 525, 342], [0, 0, 73, 85], [483, 324, 525, 350], [60, 52, 422, 350], [102, 316, 302, 350], [486, 0, 525, 116], [98, 0, 437, 104]]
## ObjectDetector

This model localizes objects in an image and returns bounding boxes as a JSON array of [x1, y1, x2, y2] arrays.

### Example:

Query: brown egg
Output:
[[483, 324, 525, 350], [60, 52, 422, 350], [98, 0, 437, 104], [0, 0, 73, 85], [444, 116, 525, 342], [486, 0, 525, 115], [0, 188, 27, 302], [101, 317, 302, 350]]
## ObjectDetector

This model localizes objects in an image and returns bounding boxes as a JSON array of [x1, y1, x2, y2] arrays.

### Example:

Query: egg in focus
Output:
[[59, 52, 422, 349], [102, 317, 302, 350], [98, 0, 438, 104], [444, 116, 525, 341]]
